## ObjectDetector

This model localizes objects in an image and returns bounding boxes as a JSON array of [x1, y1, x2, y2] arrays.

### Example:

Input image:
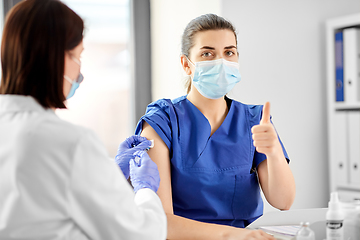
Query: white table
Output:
[[246, 208, 328, 240]]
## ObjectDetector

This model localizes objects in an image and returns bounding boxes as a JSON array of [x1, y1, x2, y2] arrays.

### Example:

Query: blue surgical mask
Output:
[[64, 55, 83, 99], [188, 58, 241, 99], [64, 73, 83, 99]]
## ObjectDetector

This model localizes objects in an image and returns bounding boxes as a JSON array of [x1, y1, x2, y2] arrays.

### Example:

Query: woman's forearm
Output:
[[167, 213, 229, 240], [252, 103, 296, 210], [260, 154, 296, 210], [166, 213, 272, 240]]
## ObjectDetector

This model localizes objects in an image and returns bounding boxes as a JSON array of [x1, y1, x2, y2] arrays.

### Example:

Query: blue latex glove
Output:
[[130, 150, 160, 193], [115, 135, 152, 179]]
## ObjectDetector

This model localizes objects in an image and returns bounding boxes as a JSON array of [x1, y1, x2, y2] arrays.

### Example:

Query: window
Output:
[[57, 0, 132, 157]]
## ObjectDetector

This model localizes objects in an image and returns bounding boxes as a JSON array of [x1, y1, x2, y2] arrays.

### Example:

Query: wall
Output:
[[222, 0, 360, 211], [150, 0, 221, 100]]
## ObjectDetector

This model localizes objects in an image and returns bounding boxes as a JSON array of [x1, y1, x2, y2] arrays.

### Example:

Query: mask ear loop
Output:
[[64, 54, 82, 84], [185, 56, 195, 81], [71, 55, 81, 66], [64, 75, 73, 84], [185, 56, 195, 68]]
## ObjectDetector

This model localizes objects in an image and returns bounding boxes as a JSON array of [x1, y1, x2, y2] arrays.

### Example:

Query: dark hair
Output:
[[181, 14, 237, 93], [0, 0, 84, 108]]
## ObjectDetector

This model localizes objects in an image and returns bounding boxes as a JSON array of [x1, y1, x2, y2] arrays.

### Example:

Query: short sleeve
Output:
[[135, 99, 175, 150], [247, 105, 290, 169]]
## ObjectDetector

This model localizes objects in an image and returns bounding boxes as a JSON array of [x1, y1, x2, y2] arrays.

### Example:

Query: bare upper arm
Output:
[[140, 121, 174, 214]]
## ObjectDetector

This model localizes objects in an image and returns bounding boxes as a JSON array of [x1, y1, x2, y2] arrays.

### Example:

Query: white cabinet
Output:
[[326, 13, 360, 202], [332, 111, 348, 187], [348, 111, 360, 185]]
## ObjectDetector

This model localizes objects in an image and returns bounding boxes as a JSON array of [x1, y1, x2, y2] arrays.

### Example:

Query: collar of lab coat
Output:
[[0, 94, 54, 113]]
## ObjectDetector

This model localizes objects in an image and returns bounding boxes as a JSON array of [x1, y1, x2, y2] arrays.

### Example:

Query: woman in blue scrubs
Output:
[[135, 14, 296, 240]]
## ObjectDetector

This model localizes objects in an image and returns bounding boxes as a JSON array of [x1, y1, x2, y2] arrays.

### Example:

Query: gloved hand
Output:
[[130, 150, 160, 193], [115, 135, 152, 179]]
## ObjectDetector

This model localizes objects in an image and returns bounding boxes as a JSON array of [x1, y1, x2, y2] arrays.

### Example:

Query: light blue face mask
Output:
[[64, 55, 83, 99], [64, 73, 83, 99], [188, 58, 241, 99]]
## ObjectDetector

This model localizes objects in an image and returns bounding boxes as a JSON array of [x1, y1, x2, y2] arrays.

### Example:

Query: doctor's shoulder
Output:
[[25, 111, 103, 159]]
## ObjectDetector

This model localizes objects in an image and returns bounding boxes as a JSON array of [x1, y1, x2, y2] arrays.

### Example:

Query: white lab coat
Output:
[[0, 95, 166, 240]]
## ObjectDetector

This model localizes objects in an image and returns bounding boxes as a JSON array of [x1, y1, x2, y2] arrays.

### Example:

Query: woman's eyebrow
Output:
[[224, 45, 237, 49], [200, 46, 215, 50], [200, 45, 237, 50]]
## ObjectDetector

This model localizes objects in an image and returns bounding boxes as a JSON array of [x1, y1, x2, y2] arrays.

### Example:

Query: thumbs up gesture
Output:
[[251, 102, 282, 158]]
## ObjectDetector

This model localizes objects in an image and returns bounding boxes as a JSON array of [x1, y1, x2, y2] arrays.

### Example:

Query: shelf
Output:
[[334, 102, 360, 111], [337, 184, 360, 192], [326, 13, 360, 31], [326, 13, 360, 194]]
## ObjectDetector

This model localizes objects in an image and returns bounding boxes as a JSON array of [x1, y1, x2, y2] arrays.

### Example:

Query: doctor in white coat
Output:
[[0, 0, 166, 239]]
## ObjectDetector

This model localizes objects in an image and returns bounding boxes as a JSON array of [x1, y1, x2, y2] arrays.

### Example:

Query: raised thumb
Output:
[[260, 102, 271, 124]]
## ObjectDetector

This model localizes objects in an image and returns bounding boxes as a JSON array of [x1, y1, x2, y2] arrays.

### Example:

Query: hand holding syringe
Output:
[[130, 139, 159, 193], [115, 136, 159, 193], [133, 139, 154, 166], [115, 136, 154, 179]]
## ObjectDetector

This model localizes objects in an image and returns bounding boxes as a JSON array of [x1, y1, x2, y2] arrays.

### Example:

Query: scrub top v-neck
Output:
[[135, 95, 289, 228]]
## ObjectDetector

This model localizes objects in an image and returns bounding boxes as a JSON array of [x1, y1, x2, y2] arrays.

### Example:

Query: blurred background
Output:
[[1, 0, 359, 213]]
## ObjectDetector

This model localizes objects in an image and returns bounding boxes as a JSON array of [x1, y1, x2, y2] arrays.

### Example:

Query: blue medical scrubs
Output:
[[135, 96, 289, 228]]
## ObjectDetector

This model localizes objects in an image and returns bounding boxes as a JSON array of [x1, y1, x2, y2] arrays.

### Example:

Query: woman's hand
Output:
[[238, 229, 274, 240], [224, 228, 275, 240], [251, 102, 296, 210], [251, 102, 283, 159], [115, 135, 152, 179], [130, 150, 160, 193]]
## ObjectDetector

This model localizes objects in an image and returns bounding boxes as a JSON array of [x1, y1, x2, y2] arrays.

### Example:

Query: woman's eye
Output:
[[226, 51, 235, 57], [201, 52, 213, 58]]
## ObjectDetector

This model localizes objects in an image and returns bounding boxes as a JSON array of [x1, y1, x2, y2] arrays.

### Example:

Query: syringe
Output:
[[134, 139, 154, 166]]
